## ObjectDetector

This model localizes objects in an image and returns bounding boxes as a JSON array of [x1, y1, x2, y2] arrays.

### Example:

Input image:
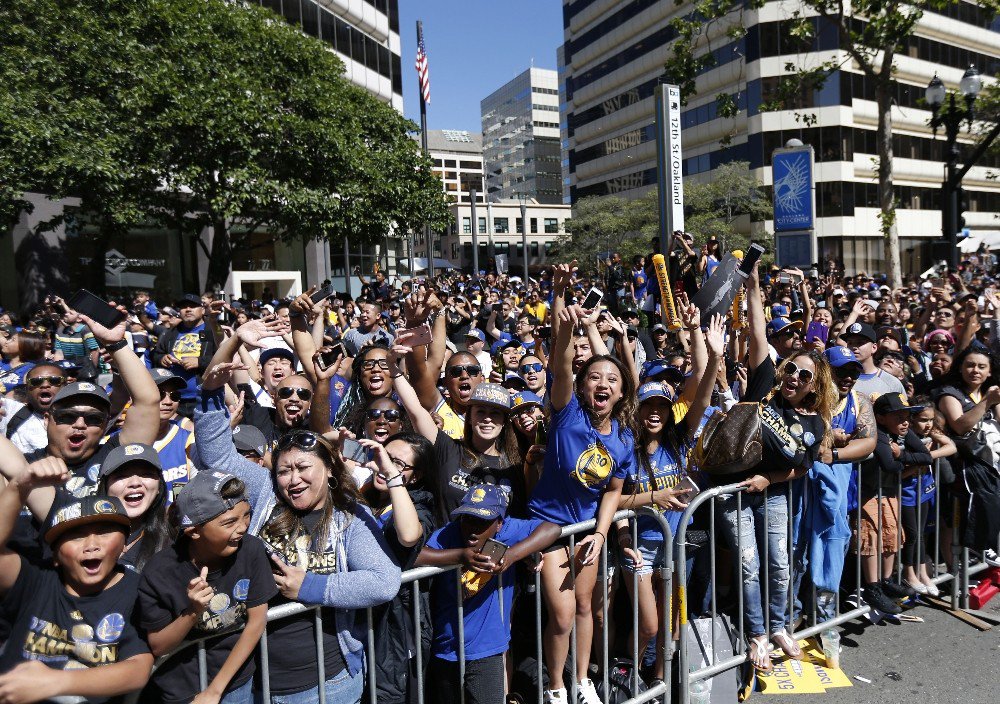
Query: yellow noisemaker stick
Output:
[[731, 250, 746, 329], [651, 254, 682, 330]]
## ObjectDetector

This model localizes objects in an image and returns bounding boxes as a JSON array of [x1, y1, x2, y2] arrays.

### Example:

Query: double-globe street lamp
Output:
[[924, 65, 998, 269]]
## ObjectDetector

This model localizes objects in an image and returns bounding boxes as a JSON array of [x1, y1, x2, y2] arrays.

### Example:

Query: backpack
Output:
[[4, 405, 33, 440], [596, 659, 647, 704]]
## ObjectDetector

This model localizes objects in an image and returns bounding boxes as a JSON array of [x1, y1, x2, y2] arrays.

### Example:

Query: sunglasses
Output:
[[366, 408, 401, 422], [159, 389, 182, 402], [52, 409, 108, 427], [783, 362, 814, 383], [277, 387, 313, 401], [519, 363, 544, 374], [361, 359, 390, 372], [775, 328, 801, 339], [275, 429, 328, 454], [27, 375, 66, 388], [833, 366, 860, 380], [447, 364, 482, 378]]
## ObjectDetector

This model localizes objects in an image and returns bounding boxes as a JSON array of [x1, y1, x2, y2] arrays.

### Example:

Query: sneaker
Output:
[[880, 578, 916, 599], [863, 583, 902, 614], [577, 678, 601, 704], [544, 688, 568, 704], [985, 549, 1000, 568]]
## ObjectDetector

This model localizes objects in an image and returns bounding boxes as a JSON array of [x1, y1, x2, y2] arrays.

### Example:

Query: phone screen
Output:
[[582, 287, 604, 310]]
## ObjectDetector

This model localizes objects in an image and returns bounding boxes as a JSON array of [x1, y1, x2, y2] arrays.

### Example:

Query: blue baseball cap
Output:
[[638, 381, 676, 404], [766, 317, 803, 338], [490, 337, 521, 356], [510, 390, 543, 411], [825, 346, 863, 369], [468, 382, 511, 411], [465, 328, 486, 343], [259, 347, 296, 366], [640, 358, 684, 383], [771, 304, 790, 318], [501, 373, 529, 391], [451, 484, 509, 521]]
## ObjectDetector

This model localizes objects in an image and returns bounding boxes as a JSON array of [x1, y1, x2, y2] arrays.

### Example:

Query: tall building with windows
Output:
[[482, 68, 564, 204], [560, 0, 1000, 274]]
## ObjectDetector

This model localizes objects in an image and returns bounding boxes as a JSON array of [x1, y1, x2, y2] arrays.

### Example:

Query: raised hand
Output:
[[705, 313, 726, 357], [552, 260, 578, 293], [16, 457, 71, 494], [186, 566, 214, 615], [227, 391, 245, 428], [79, 306, 129, 347], [236, 317, 289, 349], [201, 361, 248, 391]]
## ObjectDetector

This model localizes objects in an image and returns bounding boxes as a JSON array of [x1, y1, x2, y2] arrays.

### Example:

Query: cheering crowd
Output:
[[0, 235, 999, 704]]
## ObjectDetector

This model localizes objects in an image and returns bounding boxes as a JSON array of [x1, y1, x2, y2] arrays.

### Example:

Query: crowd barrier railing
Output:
[[110, 506, 673, 704]]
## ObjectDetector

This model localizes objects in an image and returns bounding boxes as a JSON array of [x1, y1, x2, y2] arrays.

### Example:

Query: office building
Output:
[[560, 0, 1000, 274], [482, 68, 564, 204]]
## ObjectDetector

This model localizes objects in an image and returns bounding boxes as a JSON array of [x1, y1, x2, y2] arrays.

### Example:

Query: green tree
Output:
[[558, 194, 656, 274], [665, 0, 964, 287], [683, 161, 772, 254]]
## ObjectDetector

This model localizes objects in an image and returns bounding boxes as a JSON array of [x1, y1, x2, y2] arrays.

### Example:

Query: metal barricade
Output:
[[119, 507, 673, 704]]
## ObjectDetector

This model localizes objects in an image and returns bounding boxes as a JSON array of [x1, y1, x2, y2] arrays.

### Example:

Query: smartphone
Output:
[[537, 325, 551, 339], [534, 419, 547, 446], [309, 284, 335, 305], [479, 538, 508, 563], [675, 476, 701, 497], [67, 289, 126, 329], [396, 323, 432, 348], [341, 438, 370, 464], [262, 540, 290, 566], [806, 321, 830, 345], [581, 287, 604, 310], [737, 243, 765, 277], [316, 344, 344, 371]]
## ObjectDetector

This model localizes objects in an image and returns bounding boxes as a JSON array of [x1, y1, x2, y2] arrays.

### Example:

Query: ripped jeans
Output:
[[718, 490, 790, 638]]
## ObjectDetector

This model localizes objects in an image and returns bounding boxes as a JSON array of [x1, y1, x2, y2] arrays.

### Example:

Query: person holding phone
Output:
[[151, 294, 219, 418]]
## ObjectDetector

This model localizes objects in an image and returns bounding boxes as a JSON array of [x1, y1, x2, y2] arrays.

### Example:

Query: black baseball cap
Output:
[[873, 392, 924, 415], [233, 425, 268, 457], [99, 443, 162, 479], [842, 322, 877, 343], [175, 470, 246, 527], [175, 293, 203, 308], [149, 368, 186, 390], [51, 381, 111, 409], [43, 494, 130, 544]]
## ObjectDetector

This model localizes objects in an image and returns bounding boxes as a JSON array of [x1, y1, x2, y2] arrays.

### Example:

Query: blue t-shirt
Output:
[[426, 517, 541, 661], [901, 468, 935, 507], [528, 395, 633, 525], [0, 363, 34, 394], [625, 442, 687, 541], [632, 269, 648, 300]]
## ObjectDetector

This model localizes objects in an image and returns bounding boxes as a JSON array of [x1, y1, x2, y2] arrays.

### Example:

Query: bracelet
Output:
[[832, 448, 840, 463], [594, 531, 606, 542], [386, 474, 406, 489], [104, 339, 128, 353]]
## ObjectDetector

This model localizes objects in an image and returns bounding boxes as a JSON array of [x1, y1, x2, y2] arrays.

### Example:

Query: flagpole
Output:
[[416, 20, 434, 279]]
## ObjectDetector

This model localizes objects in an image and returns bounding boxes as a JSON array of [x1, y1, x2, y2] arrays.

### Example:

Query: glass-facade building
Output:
[[482, 68, 565, 204], [560, 0, 1000, 274]]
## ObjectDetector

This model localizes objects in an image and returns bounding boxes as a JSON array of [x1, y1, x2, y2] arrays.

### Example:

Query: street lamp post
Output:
[[518, 192, 529, 281], [925, 66, 984, 269]]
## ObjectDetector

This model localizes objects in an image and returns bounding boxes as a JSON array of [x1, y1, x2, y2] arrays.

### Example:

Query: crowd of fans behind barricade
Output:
[[0, 235, 998, 704]]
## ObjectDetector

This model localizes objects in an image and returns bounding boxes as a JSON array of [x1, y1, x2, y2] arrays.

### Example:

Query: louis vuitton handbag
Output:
[[690, 402, 763, 475]]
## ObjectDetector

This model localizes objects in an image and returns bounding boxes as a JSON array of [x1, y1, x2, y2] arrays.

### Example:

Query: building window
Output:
[[445, 159, 457, 168], [544, 218, 559, 234], [531, 242, 540, 257], [478, 217, 487, 234], [530, 218, 538, 234], [516, 217, 523, 233], [494, 217, 509, 233], [516, 243, 525, 258], [462, 217, 471, 234]]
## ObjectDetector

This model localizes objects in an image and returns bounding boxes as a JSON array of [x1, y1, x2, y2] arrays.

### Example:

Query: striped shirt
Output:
[[54, 323, 98, 361]]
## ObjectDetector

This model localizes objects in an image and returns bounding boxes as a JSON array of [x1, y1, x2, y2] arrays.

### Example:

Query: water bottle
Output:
[[689, 678, 711, 704], [821, 628, 841, 669]]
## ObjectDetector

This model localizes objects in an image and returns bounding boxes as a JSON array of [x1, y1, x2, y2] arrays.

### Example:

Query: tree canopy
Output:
[[0, 0, 450, 291]]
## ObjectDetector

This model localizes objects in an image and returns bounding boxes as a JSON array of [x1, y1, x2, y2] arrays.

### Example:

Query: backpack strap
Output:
[[5, 405, 33, 439]]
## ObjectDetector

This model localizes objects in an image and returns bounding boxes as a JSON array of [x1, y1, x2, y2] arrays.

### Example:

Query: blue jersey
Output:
[[528, 395, 633, 525], [427, 517, 540, 661], [632, 270, 648, 300], [625, 442, 687, 541], [155, 422, 194, 504]]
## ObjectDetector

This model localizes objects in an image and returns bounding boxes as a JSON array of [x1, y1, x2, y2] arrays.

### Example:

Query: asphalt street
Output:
[[791, 586, 1000, 703]]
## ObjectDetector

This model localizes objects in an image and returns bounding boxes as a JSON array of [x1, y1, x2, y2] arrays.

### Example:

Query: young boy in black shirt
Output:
[[137, 470, 276, 704], [0, 461, 153, 703]]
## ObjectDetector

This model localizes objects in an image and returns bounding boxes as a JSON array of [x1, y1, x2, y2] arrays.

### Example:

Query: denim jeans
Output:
[[259, 667, 364, 704], [220, 679, 253, 704], [718, 491, 791, 638]]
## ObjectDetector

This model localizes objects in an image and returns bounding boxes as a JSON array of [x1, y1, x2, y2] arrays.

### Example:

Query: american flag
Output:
[[415, 31, 430, 104]]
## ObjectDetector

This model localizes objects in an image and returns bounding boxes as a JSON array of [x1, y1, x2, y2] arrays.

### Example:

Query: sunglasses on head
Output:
[[519, 362, 543, 374], [277, 386, 313, 401], [366, 408, 401, 422], [52, 409, 108, 427], [275, 429, 329, 454], [783, 361, 814, 383], [361, 359, 390, 372], [447, 364, 482, 378], [159, 389, 182, 402], [27, 375, 66, 388]]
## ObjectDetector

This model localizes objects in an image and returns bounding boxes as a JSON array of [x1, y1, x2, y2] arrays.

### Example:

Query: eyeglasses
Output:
[[519, 363, 543, 374], [447, 364, 482, 378], [159, 390, 182, 402], [388, 455, 415, 473], [366, 408, 401, 422], [783, 362, 815, 384], [277, 387, 313, 401], [27, 375, 66, 388], [52, 409, 108, 427], [361, 359, 390, 372]]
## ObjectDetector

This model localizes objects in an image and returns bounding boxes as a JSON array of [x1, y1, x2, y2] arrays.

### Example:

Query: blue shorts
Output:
[[619, 534, 667, 576]]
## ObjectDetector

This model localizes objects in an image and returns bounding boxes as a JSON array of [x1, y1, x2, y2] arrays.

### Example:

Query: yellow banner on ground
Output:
[[758, 639, 853, 694]]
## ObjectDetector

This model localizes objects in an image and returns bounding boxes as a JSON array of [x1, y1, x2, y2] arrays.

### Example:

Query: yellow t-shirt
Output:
[[434, 398, 466, 441]]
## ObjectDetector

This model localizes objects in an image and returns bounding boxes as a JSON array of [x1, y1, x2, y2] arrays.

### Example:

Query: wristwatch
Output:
[[832, 448, 840, 463], [105, 339, 128, 353]]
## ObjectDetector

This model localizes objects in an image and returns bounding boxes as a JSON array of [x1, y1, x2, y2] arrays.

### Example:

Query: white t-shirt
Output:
[[0, 399, 48, 454]]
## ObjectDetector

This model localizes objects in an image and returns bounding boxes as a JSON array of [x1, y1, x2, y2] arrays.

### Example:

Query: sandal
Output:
[[771, 629, 805, 661], [748, 635, 773, 673]]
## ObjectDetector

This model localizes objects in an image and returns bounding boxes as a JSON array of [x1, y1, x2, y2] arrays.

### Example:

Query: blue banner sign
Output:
[[772, 148, 814, 232]]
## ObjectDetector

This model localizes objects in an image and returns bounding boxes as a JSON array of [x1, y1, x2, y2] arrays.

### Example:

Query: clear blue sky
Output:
[[399, 1, 564, 133]]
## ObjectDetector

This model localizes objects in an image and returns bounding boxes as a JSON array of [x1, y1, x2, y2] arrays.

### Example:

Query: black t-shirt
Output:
[[713, 357, 824, 489], [0, 559, 149, 702], [137, 536, 277, 703], [257, 510, 347, 694], [433, 433, 527, 521]]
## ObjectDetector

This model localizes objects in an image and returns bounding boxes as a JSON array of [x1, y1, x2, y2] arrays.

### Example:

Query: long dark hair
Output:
[[384, 432, 434, 493], [15, 331, 48, 363], [573, 354, 637, 442], [460, 404, 522, 471], [333, 343, 393, 434], [100, 471, 172, 573], [944, 343, 1000, 394]]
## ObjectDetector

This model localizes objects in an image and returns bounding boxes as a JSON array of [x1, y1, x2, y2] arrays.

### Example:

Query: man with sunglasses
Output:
[[240, 375, 314, 452], [766, 316, 803, 363], [839, 322, 905, 401], [1, 363, 67, 453]]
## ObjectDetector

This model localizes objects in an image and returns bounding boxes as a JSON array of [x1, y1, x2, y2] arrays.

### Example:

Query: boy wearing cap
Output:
[[0, 461, 152, 702], [853, 393, 933, 615], [138, 470, 276, 704], [1, 362, 67, 454], [417, 485, 558, 704]]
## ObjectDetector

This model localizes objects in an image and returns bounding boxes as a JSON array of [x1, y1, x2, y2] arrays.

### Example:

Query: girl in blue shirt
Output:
[[617, 313, 725, 684], [528, 295, 636, 704]]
